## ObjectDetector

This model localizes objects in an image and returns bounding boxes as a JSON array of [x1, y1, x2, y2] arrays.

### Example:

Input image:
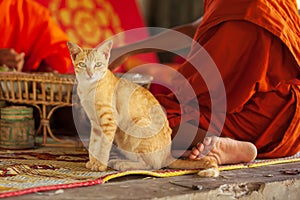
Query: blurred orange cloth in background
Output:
[[156, 0, 300, 158], [37, 0, 158, 71], [0, 0, 72, 73]]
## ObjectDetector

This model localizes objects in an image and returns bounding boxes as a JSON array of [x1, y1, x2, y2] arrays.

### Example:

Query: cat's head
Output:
[[67, 40, 113, 81]]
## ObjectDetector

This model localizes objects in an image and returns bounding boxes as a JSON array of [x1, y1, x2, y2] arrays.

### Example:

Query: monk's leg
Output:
[[189, 136, 257, 165], [171, 122, 257, 165]]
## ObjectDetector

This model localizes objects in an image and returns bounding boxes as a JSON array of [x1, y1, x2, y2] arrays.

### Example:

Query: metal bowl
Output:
[[115, 73, 153, 89]]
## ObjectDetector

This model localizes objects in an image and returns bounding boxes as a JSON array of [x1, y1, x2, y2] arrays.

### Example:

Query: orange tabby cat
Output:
[[67, 40, 219, 177]]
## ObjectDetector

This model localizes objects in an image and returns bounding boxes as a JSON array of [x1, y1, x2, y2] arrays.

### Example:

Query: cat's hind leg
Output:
[[108, 159, 152, 171]]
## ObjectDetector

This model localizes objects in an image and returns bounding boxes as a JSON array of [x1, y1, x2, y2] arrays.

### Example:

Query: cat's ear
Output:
[[96, 40, 113, 60], [67, 42, 82, 60]]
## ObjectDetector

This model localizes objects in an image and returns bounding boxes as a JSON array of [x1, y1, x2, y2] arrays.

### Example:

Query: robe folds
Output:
[[0, 0, 72, 73], [156, 0, 300, 158]]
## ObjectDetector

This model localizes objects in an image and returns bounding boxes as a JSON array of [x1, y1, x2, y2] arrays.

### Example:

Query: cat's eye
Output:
[[78, 62, 86, 68], [95, 62, 103, 68]]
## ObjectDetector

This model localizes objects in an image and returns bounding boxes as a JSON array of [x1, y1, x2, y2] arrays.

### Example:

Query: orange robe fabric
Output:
[[0, 0, 72, 73], [157, 0, 300, 158]]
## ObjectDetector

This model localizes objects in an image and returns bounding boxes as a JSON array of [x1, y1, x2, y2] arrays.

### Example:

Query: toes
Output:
[[189, 147, 199, 160], [203, 137, 212, 146], [189, 137, 219, 160], [189, 143, 206, 160], [196, 143, 204, 151]]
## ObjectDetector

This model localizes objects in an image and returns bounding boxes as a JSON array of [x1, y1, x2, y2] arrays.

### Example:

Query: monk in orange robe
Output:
[[110, 0, 300, 164], [0, 0, 72, 73], [155, 0, 300, 162]]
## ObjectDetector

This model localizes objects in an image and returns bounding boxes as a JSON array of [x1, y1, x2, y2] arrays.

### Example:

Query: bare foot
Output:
[[189, 136, 257, 165]]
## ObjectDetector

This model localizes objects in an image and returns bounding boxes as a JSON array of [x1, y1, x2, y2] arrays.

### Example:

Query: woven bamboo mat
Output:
[[0, 149, 299, 198]]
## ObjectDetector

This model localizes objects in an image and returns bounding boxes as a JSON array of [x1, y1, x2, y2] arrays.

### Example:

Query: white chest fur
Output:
[[77, 80, 98, 122]]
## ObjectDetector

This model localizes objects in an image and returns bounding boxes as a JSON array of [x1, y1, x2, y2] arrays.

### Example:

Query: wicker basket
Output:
[[0, 72, 75, 105], [0, 72, 78, 147]]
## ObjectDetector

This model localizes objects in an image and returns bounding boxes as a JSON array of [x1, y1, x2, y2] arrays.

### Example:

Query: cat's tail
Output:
[[166, 156, 219, 177]]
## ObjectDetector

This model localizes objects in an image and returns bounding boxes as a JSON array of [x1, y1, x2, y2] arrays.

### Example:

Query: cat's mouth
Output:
[[87, 75, 95, 79], [75, 74, 95, 81], [85, 74, 101, 81]]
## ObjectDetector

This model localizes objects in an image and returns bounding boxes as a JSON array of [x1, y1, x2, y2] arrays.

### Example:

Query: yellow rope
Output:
[[102, 169, 199, 182], [103, 156, 300, 182], [219, 157, 300, 171], [249, 157, 300, 168]]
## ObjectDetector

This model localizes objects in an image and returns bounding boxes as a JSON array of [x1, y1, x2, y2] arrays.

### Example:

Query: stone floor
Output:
[[5, 161, 300, 200]]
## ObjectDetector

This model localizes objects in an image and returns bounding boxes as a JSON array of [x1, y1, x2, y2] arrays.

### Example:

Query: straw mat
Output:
[[0, 148, 299, 198]]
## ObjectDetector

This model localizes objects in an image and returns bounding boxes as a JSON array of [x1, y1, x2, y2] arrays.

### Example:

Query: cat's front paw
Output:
[[86, 160, 108, 171]]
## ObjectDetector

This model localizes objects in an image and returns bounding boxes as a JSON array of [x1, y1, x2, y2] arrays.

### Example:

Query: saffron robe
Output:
[[157, 0, 300, 158], [0, 0, 72, 73]]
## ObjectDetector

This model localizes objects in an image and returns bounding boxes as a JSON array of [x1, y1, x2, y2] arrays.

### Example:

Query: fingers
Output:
[[15, 52, 25, 72], [0, 48, 25, 71]]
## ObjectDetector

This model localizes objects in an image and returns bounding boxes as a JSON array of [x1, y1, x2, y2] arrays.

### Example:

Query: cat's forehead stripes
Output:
[[74, 49, 105, 63]]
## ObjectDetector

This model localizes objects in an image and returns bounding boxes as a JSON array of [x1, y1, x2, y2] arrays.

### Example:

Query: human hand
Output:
[[0, 48, 25, 72], [37, 63, 58, 73]]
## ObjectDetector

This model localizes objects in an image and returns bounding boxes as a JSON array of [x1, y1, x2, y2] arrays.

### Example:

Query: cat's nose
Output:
[[87, 70, 94, 78]]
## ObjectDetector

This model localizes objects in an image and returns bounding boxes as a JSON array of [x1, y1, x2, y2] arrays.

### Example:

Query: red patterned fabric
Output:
[[36, 0, 158, 71]]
